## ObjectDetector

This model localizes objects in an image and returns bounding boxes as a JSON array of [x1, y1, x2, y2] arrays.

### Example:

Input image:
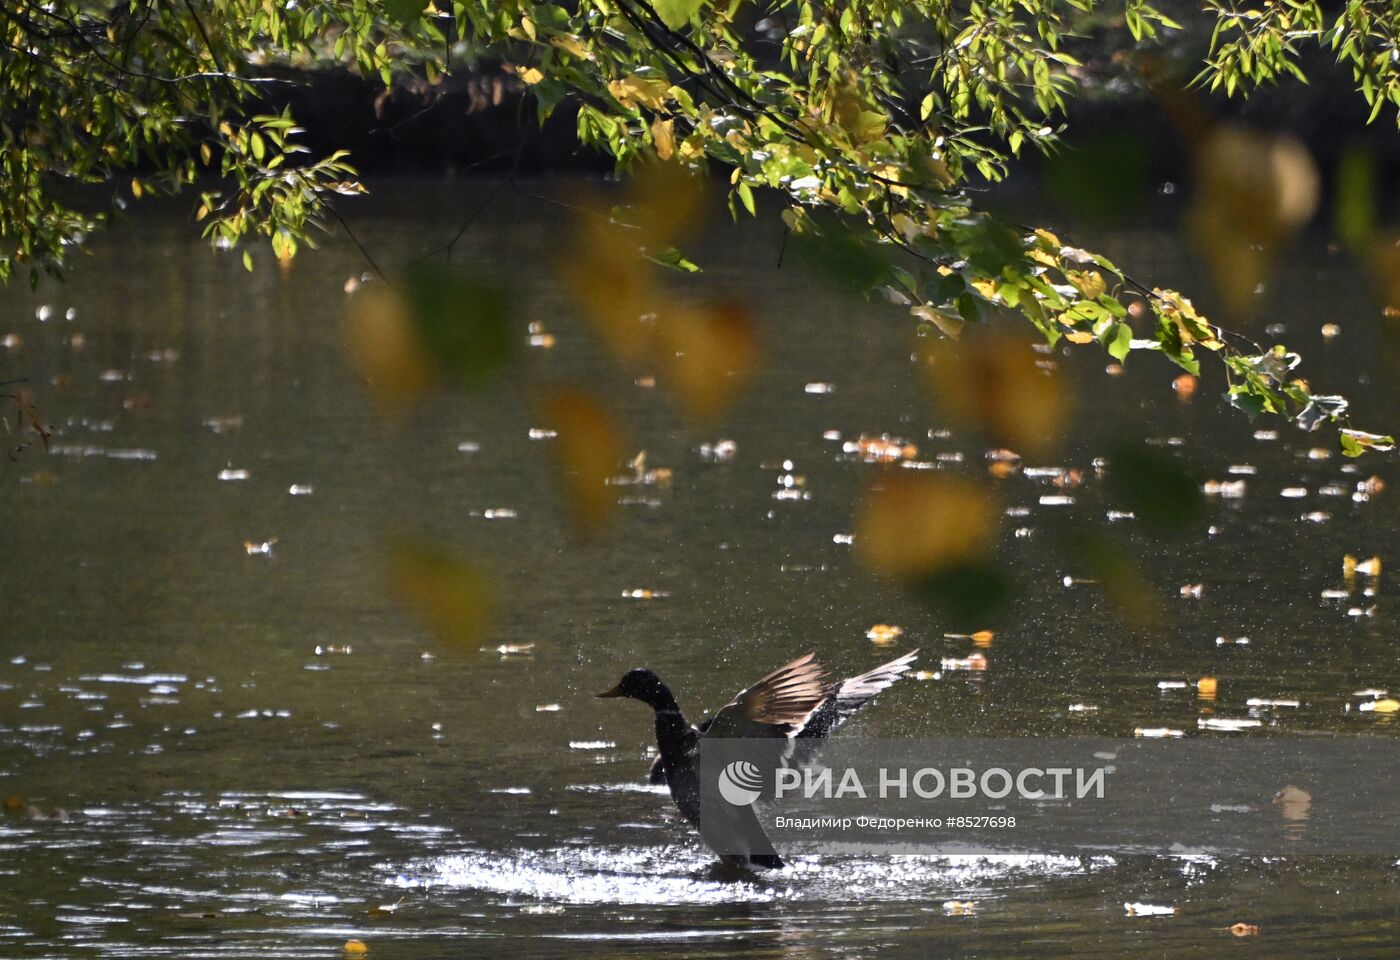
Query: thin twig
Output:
[[324, 202, 391, 284]]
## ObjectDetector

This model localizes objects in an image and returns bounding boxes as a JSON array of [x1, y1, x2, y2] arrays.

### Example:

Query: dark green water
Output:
[[2, 181, 1398, 957]]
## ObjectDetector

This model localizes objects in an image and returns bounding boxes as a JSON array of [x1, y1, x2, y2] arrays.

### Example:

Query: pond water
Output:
[[2, 181, 1398, 958]]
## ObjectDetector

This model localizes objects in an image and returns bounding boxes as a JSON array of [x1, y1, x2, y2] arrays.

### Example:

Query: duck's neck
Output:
[[646, 684, 690, 757]]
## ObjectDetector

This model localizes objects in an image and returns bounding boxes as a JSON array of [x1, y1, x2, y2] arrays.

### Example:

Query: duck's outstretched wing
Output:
[[798, 649, 919, 740], [648, 651, 916, 781], [701, 652, 830, 741]]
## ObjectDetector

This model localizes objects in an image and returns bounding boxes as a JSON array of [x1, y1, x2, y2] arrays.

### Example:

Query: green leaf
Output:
[[402, 266, 516, 391], [644, 245, 701, 272], [1105, 442, 1205, 532], [1339, 429, 1396, 457], [914, 562, 1013, 623], [1106, 321, 1132, 362], [384, 0, 429, 27], [793, 219, 891, 293], [652, 0, 704, 30]]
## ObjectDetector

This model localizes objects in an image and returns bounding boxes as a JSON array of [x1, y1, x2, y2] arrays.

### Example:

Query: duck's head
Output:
[[596, 668, 675, 710]]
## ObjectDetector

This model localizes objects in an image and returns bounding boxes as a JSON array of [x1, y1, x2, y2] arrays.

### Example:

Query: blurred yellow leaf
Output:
[[1187, 126, 1319, 313], [919, 333, 1069, 455], [1367, 231, 1400, 309], [630, 160, 707, 249], [535, 386, 626, 535], [559, 217, 656, 368], [389, 541, 495, 651], [853, 474, 998, 580], [343, 285, 435, 409], [657, 300, 759, 422]]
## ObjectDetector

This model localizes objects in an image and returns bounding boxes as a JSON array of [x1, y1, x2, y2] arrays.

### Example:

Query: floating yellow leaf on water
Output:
[[4, 794, 22, 812], [1363, 698, 1400, 713], [919, 334, 1068, 456], [343, 284, 434, 409], [940, 652, 987, 672], [1124, 902, 1175, 917], [1342, 554, 1381, 578], [1273, 784, 1311, 820], [846, 434, 918, 463], [388, 541, 494, 651], [971, 630, 994, 648], [1172, 374, 1197, 399], [942, 900, 976, 916], [535, 387, 626, 535], [1227, 922, 1260, 937], [852, 474, 998, 580], [866, 624, 904, 646], [1196, 677, 1218, 700]]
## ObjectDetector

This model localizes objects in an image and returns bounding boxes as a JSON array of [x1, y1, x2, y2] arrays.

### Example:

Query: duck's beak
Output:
[[595, 684, 625, 698]]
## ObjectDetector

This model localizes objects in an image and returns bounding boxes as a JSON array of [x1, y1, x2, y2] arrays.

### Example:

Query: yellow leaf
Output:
[[866, 624, 904, 646], [853, 474, 998, 580], [1067, 269, 1106, 300], [657, 300, 759, 422], [1187, 126, 1318, 313], [342, 285, 435, 409], [919, 333, 1070, 455], [389, 541, 494, 651], [559, 218, 656, 368], [549, 34, 592, 60], [608, 74, 670, 111], [519, 67, 544, 85], [651, 117, 675, 160], [535, 387, 626, 535], [630, 160, 707, 248]]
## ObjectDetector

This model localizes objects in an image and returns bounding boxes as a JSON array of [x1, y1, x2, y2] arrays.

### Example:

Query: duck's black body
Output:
[[598, 650, 918, 869]]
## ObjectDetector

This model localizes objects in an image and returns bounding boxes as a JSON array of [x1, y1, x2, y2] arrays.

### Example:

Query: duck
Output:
[[597, 650, 918, 869]]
